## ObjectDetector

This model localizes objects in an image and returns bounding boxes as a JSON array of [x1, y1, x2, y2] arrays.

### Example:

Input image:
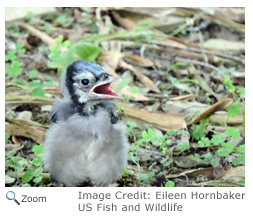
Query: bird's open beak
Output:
[[90, 76, 123, 100]]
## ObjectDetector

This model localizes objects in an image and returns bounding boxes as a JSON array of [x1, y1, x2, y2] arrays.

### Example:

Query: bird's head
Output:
[[62, 60, 122, 104]]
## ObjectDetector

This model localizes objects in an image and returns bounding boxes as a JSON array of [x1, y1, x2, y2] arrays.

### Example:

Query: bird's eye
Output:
[[81, 79, 89, 86]]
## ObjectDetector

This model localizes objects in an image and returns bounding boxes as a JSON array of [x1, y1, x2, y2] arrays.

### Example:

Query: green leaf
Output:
[[202, 152, 213, 161], [221, 142, 234, 152], [55, 35, 63, 45], [237, 87, 245, 95], [140, 174, 149, 182], [211, 158, 218, 167], [11, 78, 27, 86], [115, 78, 131, 91], [81, 7, 90, 11], [5, 65, 11, 73], [237, 154, 245, 164], [29, 80, 41, 87], [32, 158, 41, 166], [48, 41, 102, 75], [26, 11, 36, 19], [147, 171, 155, 181], [41, 81, 54, 87], [22, 171, 34, 183], [15, 44, 26, 54], [15, 163, 25, 172], [13, 157, 25, 163], [198, 137, 211, 147], [28, 70, 38, 79], [34, 167, 43, 177], [62, 40, 71, 48], [191, 153, 200, 160], [129, 86, 139, 93], [32, 145, 44, 157], [165, 181, 175, 187], [142, 128, 155, 140], [167, 131, 176, 136], [128, 121, 137, 128], [224, 75, 235, 93], [236, 145, 245, 153], [5, 50, 17, 61], [5, 160, 14, 167], [217, 148, 229, 157], [232, 158, 240, 166], [66, 41, 102, 62], [31, 87, 45, 97], [33, 176, 43, 183], [225, 127, 240, 139], [134, 27, 144, 32], [191, 123, 206, 141], [6, 151, 15, 158], [240, 179, 245, 184], [211, 134, 226, 145], [9, 68, 22, 77], [226, 103, 241, 118], [12, 60, 23, 67], [5, 133, 10, 144], [177, 142, 190, 151]]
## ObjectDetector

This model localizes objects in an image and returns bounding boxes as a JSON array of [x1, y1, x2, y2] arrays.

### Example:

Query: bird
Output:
[[43, 60, 129, 187]]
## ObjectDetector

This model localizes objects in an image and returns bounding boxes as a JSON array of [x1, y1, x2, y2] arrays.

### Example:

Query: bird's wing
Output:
[[49, 99, 75, 123]]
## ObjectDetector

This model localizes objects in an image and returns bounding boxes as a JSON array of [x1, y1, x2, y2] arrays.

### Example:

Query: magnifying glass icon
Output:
[[6, 191, 20, 205]]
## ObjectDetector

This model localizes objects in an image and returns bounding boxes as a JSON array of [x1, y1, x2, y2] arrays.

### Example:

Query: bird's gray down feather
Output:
[[43, 60, 129, 186]]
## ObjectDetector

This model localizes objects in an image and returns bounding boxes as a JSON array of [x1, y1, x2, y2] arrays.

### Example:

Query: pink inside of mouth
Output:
[[93, 83, 119, 97]]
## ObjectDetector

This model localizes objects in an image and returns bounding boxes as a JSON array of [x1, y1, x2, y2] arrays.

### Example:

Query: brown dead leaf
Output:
[[170, 94, 195, 101], [5, 144, 21, 152], [215, 166, 245, 182], [166, 167, 214, 183], [146, 39, 188, 50], [213, 157, 228, 179], [175, 120, 190, 152], [111, 11, 138, 30], [121, 104, 185, 131], [187, 98, 233, 125], [119, 59, 161, 93], [5, 175, 16, 184], [5, 124, 46, 144], [6, 117, 49, 128], [209, 114, 243, 125], [15, 21, 66, 53], [204, 39, 245, 53], [95, 8, 110, 35], [123, 55, 154, 67], [12, 135, 20, 145]]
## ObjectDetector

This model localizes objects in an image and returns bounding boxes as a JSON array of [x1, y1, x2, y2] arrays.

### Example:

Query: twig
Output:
[[175, 57, 222, 72]]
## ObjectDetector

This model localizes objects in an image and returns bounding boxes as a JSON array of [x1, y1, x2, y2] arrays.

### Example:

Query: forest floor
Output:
[[5, 7, 245, 187]]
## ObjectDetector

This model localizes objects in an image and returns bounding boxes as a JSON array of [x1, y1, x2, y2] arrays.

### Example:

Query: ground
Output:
[[5, 7, 245, 187]]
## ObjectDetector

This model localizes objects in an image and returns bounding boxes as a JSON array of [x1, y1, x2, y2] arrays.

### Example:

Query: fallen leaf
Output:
[[5, 124, 46, 144], [123, 55, 154, 67], [121, 104, 184, 131], [204, 39, 245, 53], [111, 11, 138, 30], [215, 166, 245, 182], [5, 175, 15, 184], [119, 59, 161, 93], [187, 99, 233, 125]]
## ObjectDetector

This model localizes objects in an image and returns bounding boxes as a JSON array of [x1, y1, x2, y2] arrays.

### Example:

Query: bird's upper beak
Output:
[[90, 76, 123, 100]]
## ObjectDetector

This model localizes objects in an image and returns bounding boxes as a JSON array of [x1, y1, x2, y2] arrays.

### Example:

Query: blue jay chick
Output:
[[43, 60, 129, 187]]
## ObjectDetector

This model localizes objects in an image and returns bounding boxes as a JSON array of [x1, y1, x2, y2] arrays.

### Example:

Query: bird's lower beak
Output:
[[90, 76, 123, 100]]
